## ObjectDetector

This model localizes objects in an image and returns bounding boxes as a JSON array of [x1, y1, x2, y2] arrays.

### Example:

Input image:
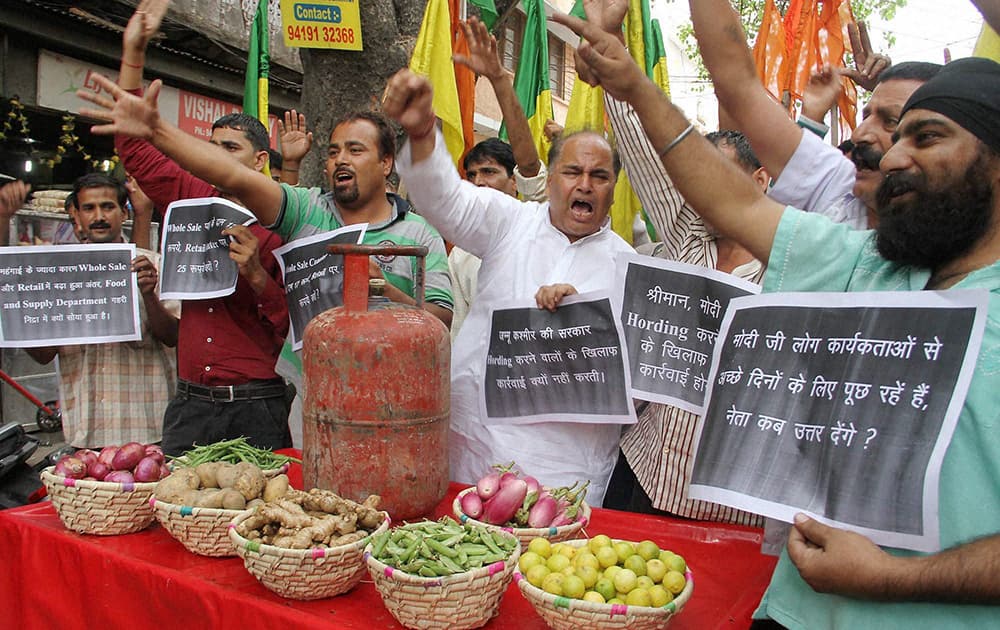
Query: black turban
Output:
[[901, 57, 1000, 154]]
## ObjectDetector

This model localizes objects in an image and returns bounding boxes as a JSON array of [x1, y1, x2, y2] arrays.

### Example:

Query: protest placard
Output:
[[689, 290, 988, 552], [615, 253, 759, 413], [273, 224, 366, 350], [481, 292, 635, 426], [159, 197, 257, 300], [0, 244, 140, 347]]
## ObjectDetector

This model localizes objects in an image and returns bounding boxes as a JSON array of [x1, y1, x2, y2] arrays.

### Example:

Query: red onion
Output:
[[158, 464, 171, 480], [460, 490, 484, 519], [133, 456, 162, 482], [476, 471, 501, 500], [87, 461, 111, 481], [482, 479, 527, 525], [75, 449, 98, 467], [97, 446, 118, 468], [54, 456, 87, 479], [111, 442, 145, 471], [527, 493, 559, 528], [103, 470, 135, 484], [143, 444, 165, 465]]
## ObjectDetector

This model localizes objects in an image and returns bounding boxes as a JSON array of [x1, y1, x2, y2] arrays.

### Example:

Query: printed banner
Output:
[[280, 0, 363, 50], [0, 244, 140, 347], [159, 198, 257, 300], [481, 292, 636, 426], [273, 224, 367, 350], [615, 253, 759, 412], [689, 290, 988, 552]]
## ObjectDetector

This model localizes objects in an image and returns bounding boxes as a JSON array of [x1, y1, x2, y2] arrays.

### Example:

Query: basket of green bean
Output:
[[364, 517, 521, 630]]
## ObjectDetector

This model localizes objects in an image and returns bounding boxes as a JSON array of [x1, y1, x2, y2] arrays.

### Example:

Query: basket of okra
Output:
[[364, 517, 521, 630]]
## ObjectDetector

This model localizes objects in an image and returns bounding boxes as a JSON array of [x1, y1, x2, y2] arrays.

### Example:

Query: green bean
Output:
[[424, 538, 458, 558], [481, 530, 503, 555]]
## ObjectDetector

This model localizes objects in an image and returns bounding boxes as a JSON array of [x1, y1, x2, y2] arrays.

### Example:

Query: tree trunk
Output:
[[297, 0, 427, 187]]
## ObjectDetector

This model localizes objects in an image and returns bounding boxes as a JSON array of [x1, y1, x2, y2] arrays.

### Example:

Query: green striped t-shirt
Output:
[[276, 184, 453, 308]]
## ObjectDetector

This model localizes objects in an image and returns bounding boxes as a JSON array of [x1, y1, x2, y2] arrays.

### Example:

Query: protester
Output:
[[25, 173, 177, 449], [690, 0, 939, 229], [378, 66, 635, 505], [555, 3, 1000, 625], [114, 2, 292, 455], [448, 18, 549, 338]]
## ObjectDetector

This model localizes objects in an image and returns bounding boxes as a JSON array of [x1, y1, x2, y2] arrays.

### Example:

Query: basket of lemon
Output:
[[515, 536, 693, 630]]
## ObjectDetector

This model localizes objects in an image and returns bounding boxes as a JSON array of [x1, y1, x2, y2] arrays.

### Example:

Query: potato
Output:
[[195, 462, 221, 488], [178, 488, 202, 506], [263, 474, 290, 502], [214, 463, 238, 489], [195, 489, 225, 508], [246, 498, 265, 510], [232, 462, 266, 501], [172, 467, 202, 490], [155, 472, 198, 503], [220, 488, 247, 510]]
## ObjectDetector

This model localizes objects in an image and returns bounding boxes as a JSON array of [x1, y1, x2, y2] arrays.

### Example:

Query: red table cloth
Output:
[[0, 455, 776, 630]]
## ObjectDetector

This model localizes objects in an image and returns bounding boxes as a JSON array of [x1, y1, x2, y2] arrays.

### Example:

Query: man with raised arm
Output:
[[448, 17, 549, 337], [690, 0, 939, 229], [379, 61, 634, 504], [553, 1, 1000, 626], [114, 1, 292, 455]]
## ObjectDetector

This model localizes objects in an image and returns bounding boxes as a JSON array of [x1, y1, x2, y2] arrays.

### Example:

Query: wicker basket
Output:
[[453, 486, 591, 551], [40, 466, 157, 535], [515, 539, 694, 630], [151, 498, 246, 557], [228, 509, 390, 600], [364, 529, 521, 630]]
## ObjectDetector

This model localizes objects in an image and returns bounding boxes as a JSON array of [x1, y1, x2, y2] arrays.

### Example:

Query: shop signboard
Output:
[[279, 0, 363, 51]]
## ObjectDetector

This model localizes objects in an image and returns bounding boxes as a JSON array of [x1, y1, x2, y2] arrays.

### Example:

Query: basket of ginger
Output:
[[228, 488, 390, 600]]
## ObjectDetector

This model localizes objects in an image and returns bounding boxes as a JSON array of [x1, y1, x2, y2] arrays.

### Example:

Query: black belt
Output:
[[177, 379, 287, 403]]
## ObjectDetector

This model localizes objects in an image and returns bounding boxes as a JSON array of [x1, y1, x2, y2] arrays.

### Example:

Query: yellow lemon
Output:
[[636, 540, 661, 561], [518, 551, 544, 574], [663, 570, 686, 595], [588, 534, 612, 554], [583, 591, 606, 604], [541, 572, 565, 596], [649, 584, 673, 607], [625, 588, 653, 608], [546, 553, 571, 573], [526, 564, 551, 588], [528, 537, 552, 559], [562, 574, 587, 599]]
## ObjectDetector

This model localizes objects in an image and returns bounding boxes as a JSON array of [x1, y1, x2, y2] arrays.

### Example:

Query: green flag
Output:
[[501, 0, 553, 161], [243, 0, 270, 127], [468, 0, 499, 30]]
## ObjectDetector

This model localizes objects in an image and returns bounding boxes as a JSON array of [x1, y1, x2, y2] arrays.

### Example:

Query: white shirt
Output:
[[769, 130, 869, 229], [448, 163, 550, 341], [398, 131, 635, 505]]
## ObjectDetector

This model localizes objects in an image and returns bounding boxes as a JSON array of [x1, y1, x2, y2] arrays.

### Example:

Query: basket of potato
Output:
[[151, 461, 291, 557], [228, 489, 390, 600]]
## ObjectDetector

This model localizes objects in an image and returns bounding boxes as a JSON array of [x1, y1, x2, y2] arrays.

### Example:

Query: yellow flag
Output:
[[563, 82, 605, 134], [974, 23, 1000, 61], [409, 0, 465, 167]]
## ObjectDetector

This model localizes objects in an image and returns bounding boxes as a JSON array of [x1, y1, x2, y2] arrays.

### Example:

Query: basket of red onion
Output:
[[453, 464, 591, 551], [40, 442, 170, 535]]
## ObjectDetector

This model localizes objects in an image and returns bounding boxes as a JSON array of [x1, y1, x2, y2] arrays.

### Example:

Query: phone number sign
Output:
[[280, 0, 363, 51]]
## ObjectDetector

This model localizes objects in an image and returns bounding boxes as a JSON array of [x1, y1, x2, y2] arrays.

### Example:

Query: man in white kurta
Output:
[[392, 74, 634, 505]]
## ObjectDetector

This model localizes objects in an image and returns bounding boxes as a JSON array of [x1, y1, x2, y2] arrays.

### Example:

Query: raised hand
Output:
[[843, 21, 891, 92], [551, 7, 645, 102], [453, 18, 505, 82], [382, 69, 436, 140], [0, 180, 30, 222], [277, 109, 313, 164], [801, 65, 844, 123], [590, 0, 628, 37], [78, 75, 163, 139], [123, 0, 169, 55]]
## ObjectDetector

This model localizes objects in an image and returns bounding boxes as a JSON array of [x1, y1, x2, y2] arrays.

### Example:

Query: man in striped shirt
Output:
[[602, 94, 769, 526]]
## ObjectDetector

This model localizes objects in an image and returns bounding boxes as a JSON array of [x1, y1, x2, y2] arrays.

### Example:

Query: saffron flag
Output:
[[502, 0, 553, 162], [243, 0, 270, 175], [410, 0, 466, 168], [451, 0, 476, 164], [752, 0, 788, 101]]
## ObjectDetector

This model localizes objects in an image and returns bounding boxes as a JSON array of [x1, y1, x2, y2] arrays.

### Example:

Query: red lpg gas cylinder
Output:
[[302, 244, 450, 520]]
